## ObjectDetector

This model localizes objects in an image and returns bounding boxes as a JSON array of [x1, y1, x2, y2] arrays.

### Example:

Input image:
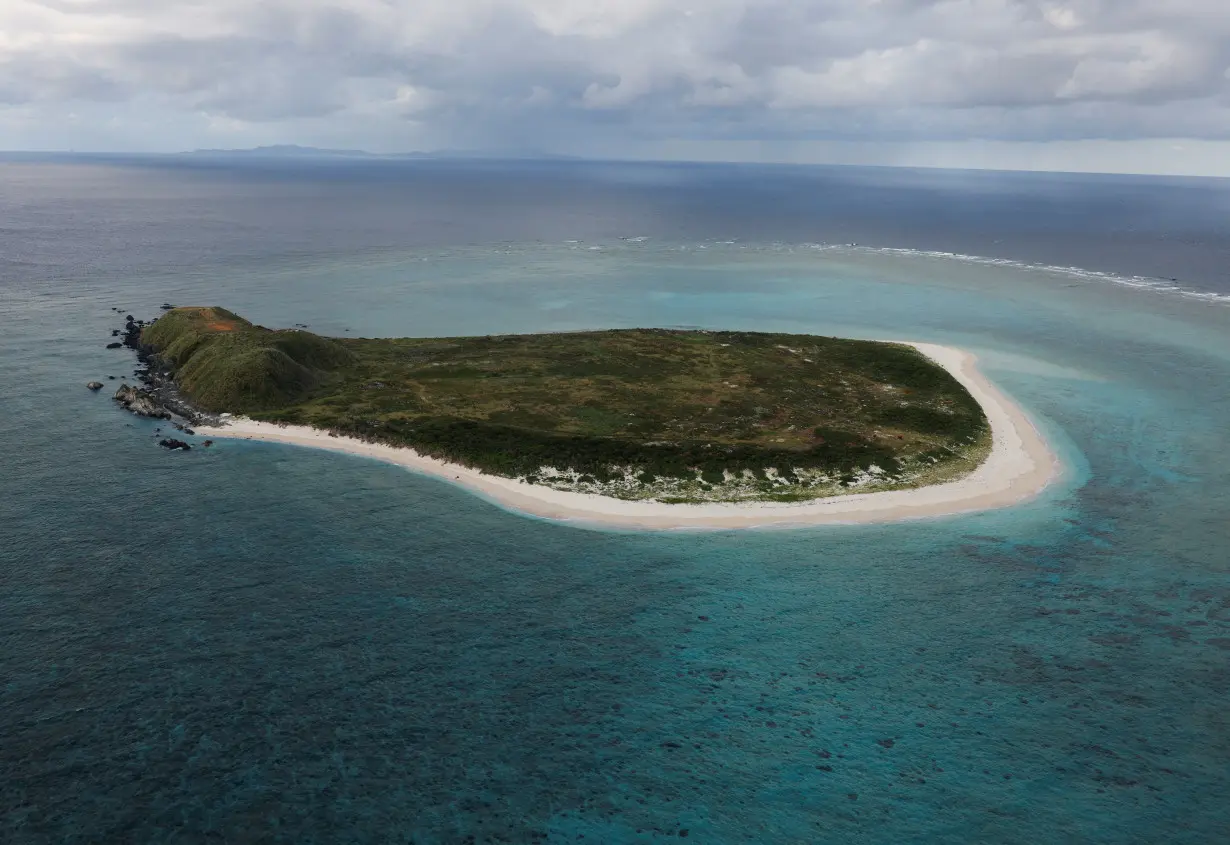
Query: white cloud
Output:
[[1, 0, 1229, 154], [1042, 4, 1082, 31]]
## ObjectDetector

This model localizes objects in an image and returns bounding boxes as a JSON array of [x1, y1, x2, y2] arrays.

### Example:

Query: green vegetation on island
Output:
[[141, 307, 991, 502]]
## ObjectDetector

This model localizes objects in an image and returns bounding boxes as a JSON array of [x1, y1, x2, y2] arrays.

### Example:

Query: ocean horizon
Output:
[[3, 158, 1229, 843]]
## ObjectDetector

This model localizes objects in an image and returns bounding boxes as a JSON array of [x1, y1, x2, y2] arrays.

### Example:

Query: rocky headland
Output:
[[104, 310, 222, 428]]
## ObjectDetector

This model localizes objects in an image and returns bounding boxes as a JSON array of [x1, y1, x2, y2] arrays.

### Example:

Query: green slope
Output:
[[143, 307, 991, 502]]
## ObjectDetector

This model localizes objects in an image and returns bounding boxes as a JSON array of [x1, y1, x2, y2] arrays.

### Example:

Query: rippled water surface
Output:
[[2, 159, 1229, 843]]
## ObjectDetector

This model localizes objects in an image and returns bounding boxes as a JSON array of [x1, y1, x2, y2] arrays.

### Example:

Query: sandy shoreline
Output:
[[193, 342, 1060, 530]]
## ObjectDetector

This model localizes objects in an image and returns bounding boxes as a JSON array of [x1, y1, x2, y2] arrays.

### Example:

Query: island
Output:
[[119, 306, 1058, 528]]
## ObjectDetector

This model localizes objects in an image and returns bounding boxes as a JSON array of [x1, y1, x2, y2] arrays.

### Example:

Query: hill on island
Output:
[[140, 307, 990, 503]]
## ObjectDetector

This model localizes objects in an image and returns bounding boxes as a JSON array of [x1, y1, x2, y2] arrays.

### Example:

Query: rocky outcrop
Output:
[[121, 318, 145, 353], [158, 438, 192, 451], [87, 382, 104, 391], [113, 384, 172, 419], [105, 309, 223, 428]]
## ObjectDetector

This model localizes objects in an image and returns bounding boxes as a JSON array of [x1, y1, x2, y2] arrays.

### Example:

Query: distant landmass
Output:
[[183, 144, 378, 158], [180, 144, 579, 161]]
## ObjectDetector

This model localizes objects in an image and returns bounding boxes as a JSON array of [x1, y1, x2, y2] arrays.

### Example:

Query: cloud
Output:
[[2, 0, 1230, 151]]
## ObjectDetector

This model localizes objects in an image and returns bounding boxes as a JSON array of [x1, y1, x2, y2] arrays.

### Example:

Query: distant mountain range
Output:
[[184, 144, 377, 158], [180, 144, 578, 161]]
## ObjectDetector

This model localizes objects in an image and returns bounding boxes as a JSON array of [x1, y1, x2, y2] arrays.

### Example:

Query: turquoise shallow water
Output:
[[4, 169, 1230, 842]]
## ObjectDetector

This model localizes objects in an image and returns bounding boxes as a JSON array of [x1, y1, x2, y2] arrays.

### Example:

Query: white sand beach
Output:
[[193, 343, 1060, 530]]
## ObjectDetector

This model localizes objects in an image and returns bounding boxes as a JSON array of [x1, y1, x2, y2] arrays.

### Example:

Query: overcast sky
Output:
[[4, 0, 1230, 174]]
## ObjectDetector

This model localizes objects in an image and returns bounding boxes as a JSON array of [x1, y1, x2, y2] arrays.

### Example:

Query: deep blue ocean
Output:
[[2, 158, 1229, 844]]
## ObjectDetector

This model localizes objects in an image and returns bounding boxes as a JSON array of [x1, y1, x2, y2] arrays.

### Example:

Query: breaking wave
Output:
[[812, 244, 1230, 306]]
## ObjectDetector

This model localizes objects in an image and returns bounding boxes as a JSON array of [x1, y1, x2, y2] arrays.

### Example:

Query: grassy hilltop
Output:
[[142, 307, 990, 502]]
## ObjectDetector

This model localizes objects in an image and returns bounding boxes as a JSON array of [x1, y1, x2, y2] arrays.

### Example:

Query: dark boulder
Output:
[[106, 342, 123, 349], [158, 438, 192, 451], [86, 381, 104, 391], [113, 384, 172, 419]]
